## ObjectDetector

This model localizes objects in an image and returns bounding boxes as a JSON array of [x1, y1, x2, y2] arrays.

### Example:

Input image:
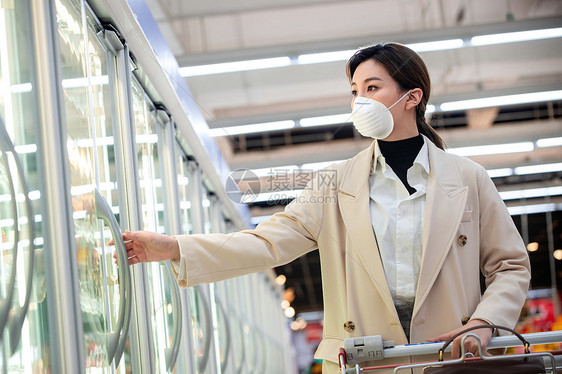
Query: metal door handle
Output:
[[94, 188, 132, 366], [216, 299, 231, 373], [0, 117, 36, 355], [164, 261, 182, 372], [194, 285, 212, 370], [0, 124, 19, 339]]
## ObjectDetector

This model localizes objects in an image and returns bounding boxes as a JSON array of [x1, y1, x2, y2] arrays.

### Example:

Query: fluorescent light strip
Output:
[[515, 163, 562, 175], [250, 165, 300, 178], [301, 160, 345, 170], [300, 113, 351, 127], [448, 142, 534, 156], [297, 50, 355, 65], [179, 57, 292, 77], [440, 90, 562, 111], [406, 39, 464, 52], [499, 186, 562, 200], [486, 168, 513, 178], [508, 203, 562, 216], [297, 39, 463, 65], [537, 137, 562, 148], [471, 27, 562, 46], [209, 120, 295, 137], [180, 28, 562, 76]]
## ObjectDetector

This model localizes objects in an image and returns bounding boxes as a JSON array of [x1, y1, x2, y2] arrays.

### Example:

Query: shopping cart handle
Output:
[[343, 330, 562, 366], [344, 335, 395, 364]]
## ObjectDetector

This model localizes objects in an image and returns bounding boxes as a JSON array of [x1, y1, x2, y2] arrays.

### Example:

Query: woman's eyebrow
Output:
[[350, 77, 384, 86]]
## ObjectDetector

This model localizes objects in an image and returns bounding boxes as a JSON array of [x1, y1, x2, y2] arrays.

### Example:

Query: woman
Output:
[[115, 43, 530, 373]]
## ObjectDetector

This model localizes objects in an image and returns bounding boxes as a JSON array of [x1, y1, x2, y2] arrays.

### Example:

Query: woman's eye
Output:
[[367, 86, 377, 91], [351, 90, 357, 96]]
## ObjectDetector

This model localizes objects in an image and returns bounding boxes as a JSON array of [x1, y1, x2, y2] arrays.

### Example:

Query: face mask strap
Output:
[[388, 89, 412, 110]]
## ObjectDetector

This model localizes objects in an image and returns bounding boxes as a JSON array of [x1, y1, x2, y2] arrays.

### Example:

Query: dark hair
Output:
[[346, 42, 444, 150]]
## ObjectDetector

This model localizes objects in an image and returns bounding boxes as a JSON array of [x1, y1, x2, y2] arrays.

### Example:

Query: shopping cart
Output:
[[338, 328, 562, 373]]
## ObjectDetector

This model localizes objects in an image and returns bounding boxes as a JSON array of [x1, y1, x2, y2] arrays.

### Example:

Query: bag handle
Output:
[[438, 324, 530, 361]]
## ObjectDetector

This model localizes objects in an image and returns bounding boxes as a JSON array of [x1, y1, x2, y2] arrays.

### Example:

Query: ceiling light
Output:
[[301, 160, 345, 170], [486, 168, 513, 178], [507, 203, 562, 215], [297, 39, 464, 65], [179, 28, 562, 76], [448, 142, 534, 157], [554, 250, 562, 261], [179, 57, 292, 77], [537, 137, 562, 148], [527, 242, 539, 252], [439, 90, 562, 111], [208, 120, 295, 137], [297, 50, 355, 65], [275, 274, 287, 286], [471, 27, 562, 46], [300, 113, 351, 127], [406, 39, 464, 52], [499, 186, 562, 200], [284, 307, 296, 318], [514, 163, 562, 175], [426, 104, 436, 114], [250, 165, 299, 177]]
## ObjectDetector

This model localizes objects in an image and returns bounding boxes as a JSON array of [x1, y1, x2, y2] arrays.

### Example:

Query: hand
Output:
[[427, 319, 493, 359], [108, 230, 180, 265]]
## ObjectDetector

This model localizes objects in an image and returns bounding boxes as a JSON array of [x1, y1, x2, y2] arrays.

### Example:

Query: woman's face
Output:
[[350, 59, 405, 112]]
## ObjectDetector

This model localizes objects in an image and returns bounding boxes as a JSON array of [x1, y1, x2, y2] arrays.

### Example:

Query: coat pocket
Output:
[[314, 337, 344, 363]]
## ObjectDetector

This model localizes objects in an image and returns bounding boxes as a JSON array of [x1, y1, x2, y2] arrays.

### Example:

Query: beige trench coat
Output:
[[171, 138, 531, 373]]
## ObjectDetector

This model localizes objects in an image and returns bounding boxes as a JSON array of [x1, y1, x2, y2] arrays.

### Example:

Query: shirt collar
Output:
[[372, 135, 430, 175]]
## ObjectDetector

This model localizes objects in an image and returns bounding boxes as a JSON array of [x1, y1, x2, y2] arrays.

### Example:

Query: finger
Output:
[[123, 230, 134, 241], [452, 338, 461, 359], [427, 334, 448, 342], [108, 239, 114, 246], [128, 256, 140, 265]]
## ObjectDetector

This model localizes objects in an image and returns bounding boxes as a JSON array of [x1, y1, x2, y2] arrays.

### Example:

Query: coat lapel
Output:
[[413, 142, 468, 317], [338, 141, 397, 317]]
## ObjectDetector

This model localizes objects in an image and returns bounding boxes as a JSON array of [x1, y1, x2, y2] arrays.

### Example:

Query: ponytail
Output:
[[416, 105, 444, 150]]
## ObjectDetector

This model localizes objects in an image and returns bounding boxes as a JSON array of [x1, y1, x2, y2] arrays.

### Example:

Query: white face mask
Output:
[[351, 90, 412, 139]]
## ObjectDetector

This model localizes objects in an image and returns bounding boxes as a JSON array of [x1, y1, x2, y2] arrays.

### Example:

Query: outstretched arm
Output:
[[109, 230, 180, 265]]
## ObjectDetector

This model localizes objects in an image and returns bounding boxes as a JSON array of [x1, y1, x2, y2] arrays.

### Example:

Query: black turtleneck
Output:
[[378, 134, 424, 195]]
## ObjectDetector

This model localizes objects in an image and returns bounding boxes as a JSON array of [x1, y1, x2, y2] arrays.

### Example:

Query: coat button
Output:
[[457, 235, 467, 246], [343, 321, 355, 332]]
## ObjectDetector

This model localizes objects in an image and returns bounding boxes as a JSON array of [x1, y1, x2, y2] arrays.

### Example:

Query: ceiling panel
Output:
[[143, 0, 562, 314]]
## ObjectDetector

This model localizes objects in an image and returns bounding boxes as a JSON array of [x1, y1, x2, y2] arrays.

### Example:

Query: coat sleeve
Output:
[[470, 166, 531, 330], [169, 180, 326, 288]]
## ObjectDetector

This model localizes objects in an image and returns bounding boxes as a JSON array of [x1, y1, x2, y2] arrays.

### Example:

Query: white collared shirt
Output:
[[369, 138, 429, 308]]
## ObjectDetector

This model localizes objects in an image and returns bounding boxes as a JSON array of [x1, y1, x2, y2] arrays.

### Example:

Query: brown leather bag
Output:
[[423, 325, 547, 374]]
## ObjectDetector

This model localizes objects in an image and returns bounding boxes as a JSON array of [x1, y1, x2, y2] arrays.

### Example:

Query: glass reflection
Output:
[[56, 0, 128, 371], [132, 78, 179, 372], [0, 0, 48, 372]]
